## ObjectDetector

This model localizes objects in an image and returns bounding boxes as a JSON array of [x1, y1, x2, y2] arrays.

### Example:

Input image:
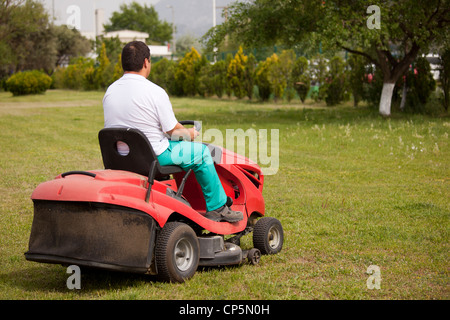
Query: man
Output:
[[102, 41, 243, 223]]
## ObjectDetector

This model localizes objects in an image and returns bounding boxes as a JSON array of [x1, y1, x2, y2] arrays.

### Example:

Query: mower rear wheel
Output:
[[155, 222, 199, 283], [253, 217, 284, 255]]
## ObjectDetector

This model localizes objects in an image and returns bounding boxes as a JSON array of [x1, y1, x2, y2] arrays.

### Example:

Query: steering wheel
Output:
[[179, 120, 202, 132]]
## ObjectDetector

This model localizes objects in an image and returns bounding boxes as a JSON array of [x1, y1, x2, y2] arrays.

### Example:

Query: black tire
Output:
[[253, 217, 284, 255], [247, 248, 261, 265], [155, 222, 199, 283]]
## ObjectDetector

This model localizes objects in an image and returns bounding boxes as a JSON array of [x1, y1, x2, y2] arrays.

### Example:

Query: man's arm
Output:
[[166, 122, 199, 141]]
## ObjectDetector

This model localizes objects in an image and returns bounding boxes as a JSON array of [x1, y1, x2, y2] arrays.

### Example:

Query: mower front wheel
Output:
[[155, 222, 199, 283], [253, 217, 284, 255]]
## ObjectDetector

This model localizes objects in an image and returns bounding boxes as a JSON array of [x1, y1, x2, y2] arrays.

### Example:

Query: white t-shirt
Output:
[[103, 73, 178, 156]]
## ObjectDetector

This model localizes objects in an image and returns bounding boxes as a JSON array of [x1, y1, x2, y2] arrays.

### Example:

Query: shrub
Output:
[[52, 57, 95, 90], [227, 47, 248, 99], [175, 47, 204, 96], [94, 42, 113, 90], [439, 49, 449, 111], [404, 56, 436, 113], [323, 56, 348, 106], [267, 53, 284, 100], [363, 64, 384, 108], [198, 63, 212, 97], [5, 70, 52, 96], [254, 57, 273, 101], [149, 58, 178, 95], [324, 74, 347, 106], [347, 53, 367, 107], [269, 50, 296, 101], [112, 53, 124, 83], [292, 56, 310, 103], [210, 60, 228, 98], [198, 60, 228, 98], [244, 54, 256, 100]]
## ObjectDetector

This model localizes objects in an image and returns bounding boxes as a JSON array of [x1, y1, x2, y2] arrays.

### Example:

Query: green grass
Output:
[[0, 90, 448, 299]]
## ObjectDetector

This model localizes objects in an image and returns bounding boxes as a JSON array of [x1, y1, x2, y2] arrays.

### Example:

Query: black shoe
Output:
[[204, 205, 243, 222]]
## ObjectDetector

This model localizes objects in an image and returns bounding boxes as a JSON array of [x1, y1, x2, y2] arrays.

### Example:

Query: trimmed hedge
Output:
[[5, 70, 52, 96]]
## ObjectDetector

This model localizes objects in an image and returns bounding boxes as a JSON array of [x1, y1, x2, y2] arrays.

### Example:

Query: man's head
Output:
[[121, 41, 151, 74]]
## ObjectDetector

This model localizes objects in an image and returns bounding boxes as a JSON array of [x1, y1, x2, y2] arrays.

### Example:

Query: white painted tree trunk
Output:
[[379, 82, 395, 116]]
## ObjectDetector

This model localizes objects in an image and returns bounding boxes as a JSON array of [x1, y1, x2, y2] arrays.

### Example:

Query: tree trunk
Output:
[[400, 80, 407, 112], [379, 82, 395, 116], [375, 44, 420, 117]]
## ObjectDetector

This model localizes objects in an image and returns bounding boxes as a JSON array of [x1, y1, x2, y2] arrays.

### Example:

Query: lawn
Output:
[[0, 90, 448, 300]]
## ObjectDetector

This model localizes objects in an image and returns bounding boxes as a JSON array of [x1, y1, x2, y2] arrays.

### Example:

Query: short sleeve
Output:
[[155, 90, 178, 133]]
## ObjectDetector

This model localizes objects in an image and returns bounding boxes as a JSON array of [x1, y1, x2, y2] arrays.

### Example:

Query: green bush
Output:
[[254, 56, 273, 101], [292, 56, 310, 103], [363, 64, 383, 108], [404, 57, 436, 113], [5, 70, 52, 96], [227, 47, 249, 99], [149, 58, 178, 95], [210, 60, 228, 98], [174, 47, 204, 96], [347, 53, 366, 107], [52, 57, 95, 90], [323, 56, 348, 106], [268, 50, 296, 101]]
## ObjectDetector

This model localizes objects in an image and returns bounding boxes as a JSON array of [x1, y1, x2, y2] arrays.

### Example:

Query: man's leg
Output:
[[158, 140, 226, 211]]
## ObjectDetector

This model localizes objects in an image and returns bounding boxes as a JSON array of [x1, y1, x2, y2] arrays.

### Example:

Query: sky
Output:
[[39, 0, 233, 38], [41, 0, 161, 34]]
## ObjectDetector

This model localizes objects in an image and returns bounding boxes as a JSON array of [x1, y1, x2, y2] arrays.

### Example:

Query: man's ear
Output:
[[144, 58, 151, 74]]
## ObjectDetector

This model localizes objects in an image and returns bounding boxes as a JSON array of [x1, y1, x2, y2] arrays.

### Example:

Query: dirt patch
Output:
[[0, 100, 100, 115]]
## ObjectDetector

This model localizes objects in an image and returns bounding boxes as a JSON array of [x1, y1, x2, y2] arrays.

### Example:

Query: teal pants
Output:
[[157, 140, 227, 212]]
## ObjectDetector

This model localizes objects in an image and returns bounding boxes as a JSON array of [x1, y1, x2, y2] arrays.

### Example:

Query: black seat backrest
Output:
[[98, 127, 183, 178]]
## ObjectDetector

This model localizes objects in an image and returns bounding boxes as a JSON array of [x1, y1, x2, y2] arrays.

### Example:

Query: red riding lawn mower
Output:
[[25, 121, 284, 283]]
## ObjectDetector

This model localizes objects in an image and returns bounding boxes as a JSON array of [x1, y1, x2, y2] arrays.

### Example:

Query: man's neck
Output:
[[124, 71, 146, 78]]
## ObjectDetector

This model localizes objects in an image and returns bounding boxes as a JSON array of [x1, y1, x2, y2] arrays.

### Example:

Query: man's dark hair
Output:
[[121, 41, 151, 72]]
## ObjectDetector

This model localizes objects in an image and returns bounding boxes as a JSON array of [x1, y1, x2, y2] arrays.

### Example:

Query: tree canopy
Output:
[[0, 0, 91, 77], [203, 0, 450, 116], [104, 1, 173, 45]]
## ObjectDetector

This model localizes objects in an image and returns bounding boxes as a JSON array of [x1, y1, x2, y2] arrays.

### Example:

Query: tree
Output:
[[94, 36, 123, 66], [0, 0, 56, 76], [176, 34, 201, 57], [53, 25, 91, 67], [204, 0, 450, 116], [104, 2, 172, 45]]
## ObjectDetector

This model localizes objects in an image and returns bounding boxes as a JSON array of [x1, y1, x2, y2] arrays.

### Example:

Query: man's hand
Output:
[[166, 122, 199, 141]]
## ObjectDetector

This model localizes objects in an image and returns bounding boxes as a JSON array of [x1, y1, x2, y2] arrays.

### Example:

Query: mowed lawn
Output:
[[0, 90, 448, 299]]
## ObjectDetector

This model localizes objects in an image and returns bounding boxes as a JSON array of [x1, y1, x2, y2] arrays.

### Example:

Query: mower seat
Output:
[[98, 127, 183, 179]]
